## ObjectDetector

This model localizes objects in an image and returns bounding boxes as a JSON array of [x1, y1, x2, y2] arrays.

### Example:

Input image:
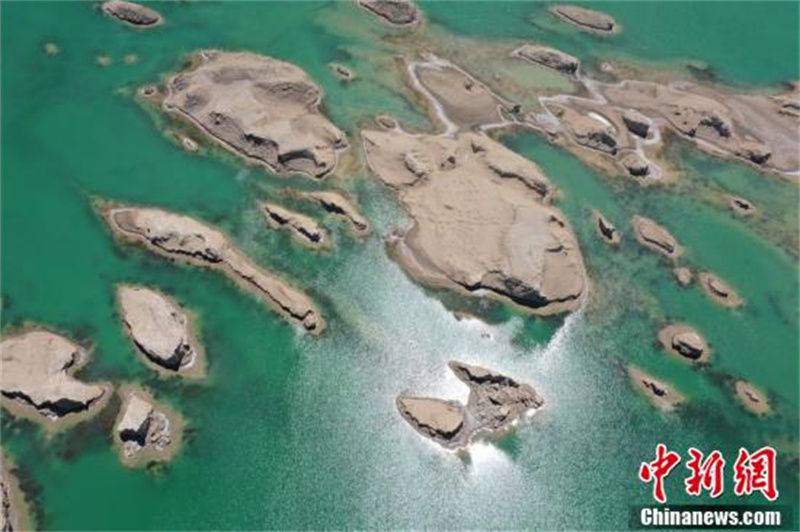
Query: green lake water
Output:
[[1, 2, 798, 530]]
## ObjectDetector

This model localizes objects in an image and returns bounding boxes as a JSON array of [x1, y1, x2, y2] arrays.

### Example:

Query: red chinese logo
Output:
[[639, 445, 778, 503], [733, 447, 779, 501], [639, 444, 682, 503], [685, 448, 725, 498]]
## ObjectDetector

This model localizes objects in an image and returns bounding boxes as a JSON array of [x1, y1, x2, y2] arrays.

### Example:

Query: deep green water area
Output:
[[1, 2, 798, 530]]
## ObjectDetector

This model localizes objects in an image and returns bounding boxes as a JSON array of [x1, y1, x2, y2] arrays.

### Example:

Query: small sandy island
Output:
[[698, 272, 743, 308], [363, 120, 586, 314], [673, 267, 693, 287], [631, 215, 682, 258], [114, 385, 184, 468], [658, 324, 710, 363], [117, 285, 206, 378], [1, 453, 33, 532], [101, 1, 163, 28], [328, 63, 355, 82], [262, 202, 329, 249], [301, 191, 371, 237], [592, 210, 621, 245], [727, 195, 757, 216], [160, 50, 347, 179], [550, 5, 620, 34], [734, 380, 771, 416], [357, 0, 421, 27], [512, 44, 580, 76], [0, 329, 112, 430], [103, 204, 325, 334], [397, 361, 544, 450], [628, 366, 684, 411]]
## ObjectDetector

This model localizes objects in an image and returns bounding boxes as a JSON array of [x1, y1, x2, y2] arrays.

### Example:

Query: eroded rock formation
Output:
[[397, 361, 544, 449], [104, 205, 325, 334], [117, 285, 204, 377], [0, 330, 111, 426], [101, 1, 163, 27], [628, 366, 684, 411], [161, 50, 347, 178], [631, 215, 682, 258], [550, 5, 619, 34], [658, 324, 709, 362], [363, 126, 587, 314], [262, 202, 328, 248], [301, 191, 371, 237], [357, 0, 420, 27], [114, 386, 182, 467]]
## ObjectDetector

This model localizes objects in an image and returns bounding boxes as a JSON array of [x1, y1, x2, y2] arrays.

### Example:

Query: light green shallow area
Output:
[[1, 2, 797, 530]]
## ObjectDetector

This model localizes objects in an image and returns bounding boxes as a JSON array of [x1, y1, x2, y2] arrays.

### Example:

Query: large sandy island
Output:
[[0, 328, 112, 430], [160, 50, 347, 179]]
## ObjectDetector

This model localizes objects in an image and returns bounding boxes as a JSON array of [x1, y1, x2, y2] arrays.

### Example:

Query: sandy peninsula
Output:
[[113, 385, 184, 468], [627, 366, 684, 411], [117, 285, 206, 378], [159, 50, 347, 179], [0, 453, 33, 532], [397, 361, 544, 449], [261, 202, 329, 249], [357, 0, 421, 27], [103, 203, 325, 334], [101, 1, 163, 28], [0, 328, 112, 431]]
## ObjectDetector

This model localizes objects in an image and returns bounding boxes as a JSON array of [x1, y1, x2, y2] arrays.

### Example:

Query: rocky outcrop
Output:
[[363, 127, 587, 315], [622, 109, 650, 138], [550, 105, 618, 154], [396, 397, 465, 445], [161, 50, 347, 179], [357, 0, 420, 27], [734, 380, 771, 416], [328, 63, 355, 82], [628, 366, 684, 411], [658, 324, 709, 362], [101, 1, 163, 27], [631, 215, 682, 258], [511, 44, 579, 76], [673, 267, 693, 287], [620, 151, 650, 177], [114, 386, 182, 467], [397, 361, 544, 449], [261, 202, 328, 248], [727, 195, 756, 216], [0, 330, 111, 426], [301, 191, 371, 237], [0, 455, 32, 532], [550, 5, 619, 34], [698, 272, 743, 308], [104, 205, 325, 334], [592, 210, 620, 245], [117, 285, 204, 376]]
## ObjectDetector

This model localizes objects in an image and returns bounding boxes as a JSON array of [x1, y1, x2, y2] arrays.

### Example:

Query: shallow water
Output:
[[1, 2, 798, 530]]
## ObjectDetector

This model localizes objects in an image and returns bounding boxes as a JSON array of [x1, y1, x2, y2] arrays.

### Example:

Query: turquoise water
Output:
[[1, 2, 798, 530]]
